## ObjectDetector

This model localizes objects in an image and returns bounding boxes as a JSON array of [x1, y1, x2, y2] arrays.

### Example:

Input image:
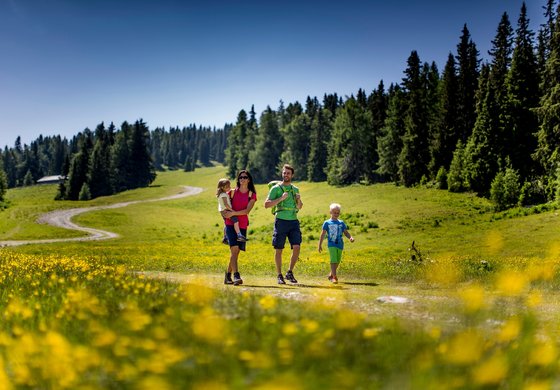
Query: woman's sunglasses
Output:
[[239, 176, 249, 180]]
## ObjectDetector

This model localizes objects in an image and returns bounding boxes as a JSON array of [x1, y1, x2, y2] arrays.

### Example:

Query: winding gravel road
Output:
[[0, 186, 203, 247]]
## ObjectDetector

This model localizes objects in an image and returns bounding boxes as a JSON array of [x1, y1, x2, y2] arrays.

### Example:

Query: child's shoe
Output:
[[236, 233, 247, 242], [224, 272, 233, 285]]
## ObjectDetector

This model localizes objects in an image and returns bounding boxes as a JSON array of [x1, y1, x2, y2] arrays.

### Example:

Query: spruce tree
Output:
[[367, 81, 388, 182], [307, 108, 332, 182], [111, 122, 132, 193], [280, 112, 311, 177], [505, 2, 540, 179], [398, 51, 430, 186], [65, 135, 92, 200], [248, 106, 282, 183], [88, 123, 113, 198], [534, 1, 560, 198], [0, 161, 7, 202], [431, 53, 460, 174], [128, 119, 156, 189], [456, 25, 480, 143], [377, 84, 406, 182], [463, 65, 501, 195], [226, 109, 248, 178], [327, 97, 373, 185]]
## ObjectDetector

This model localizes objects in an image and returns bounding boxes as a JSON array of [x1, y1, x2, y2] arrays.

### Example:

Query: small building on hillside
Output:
[[36, 175, 66, 185]]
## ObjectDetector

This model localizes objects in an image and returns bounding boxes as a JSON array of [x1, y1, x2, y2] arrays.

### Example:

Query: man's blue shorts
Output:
[[225, 225, 247, 251], [272, 219, 302, 249]]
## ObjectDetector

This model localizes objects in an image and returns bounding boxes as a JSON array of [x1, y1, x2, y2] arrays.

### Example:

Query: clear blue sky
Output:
[[0, 0, 546, 149]]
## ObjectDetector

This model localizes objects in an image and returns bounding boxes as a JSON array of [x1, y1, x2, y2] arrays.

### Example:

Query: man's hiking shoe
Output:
[[285, 270, 298, 284], [233, 272, 243, 286], [236, 234, 247, 242], [224, 272, 233, 285], [277, 274, 286, 284]]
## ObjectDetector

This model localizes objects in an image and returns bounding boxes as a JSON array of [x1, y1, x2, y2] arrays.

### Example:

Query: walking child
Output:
[[318, 203, 354, 283], [217, 178, 246, 243]]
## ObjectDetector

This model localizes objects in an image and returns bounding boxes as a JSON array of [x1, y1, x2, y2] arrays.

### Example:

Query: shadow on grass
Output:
[[340, 281, 379, 287], [241, 284, 345, 290]]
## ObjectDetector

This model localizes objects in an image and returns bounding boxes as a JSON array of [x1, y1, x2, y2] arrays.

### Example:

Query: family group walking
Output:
[[217, 164, 353, 286]]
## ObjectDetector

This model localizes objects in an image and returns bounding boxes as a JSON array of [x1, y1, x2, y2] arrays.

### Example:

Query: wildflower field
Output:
[[1, 166, 560, 389]]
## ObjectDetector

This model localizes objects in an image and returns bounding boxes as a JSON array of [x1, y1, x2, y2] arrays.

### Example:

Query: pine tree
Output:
[[248, 107, 282, 183], [65, 135, 92, 200], [111, 122, 132, 193], [536, 0, 556, 86], [327, 97, 373, 185], [377, 84, 406, 182], [398, 51, 430, 186], [280, 112, 311, 177], [431, 53, 460, 174], [464, 65, 501, 195], [226, 109, 248, 178], [456, 24, 480, 143], [505, 2, 540, 179], [534, 1, 560, 198], [367, 81, 388, 182], [307, 108, 332, 182], [88, 123, 114, 198], [128, 119, 156, 189], [0, 161, 7, 202]]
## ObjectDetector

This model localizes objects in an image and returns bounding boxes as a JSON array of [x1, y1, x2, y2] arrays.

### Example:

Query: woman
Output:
[[222, 170, 257, 285]]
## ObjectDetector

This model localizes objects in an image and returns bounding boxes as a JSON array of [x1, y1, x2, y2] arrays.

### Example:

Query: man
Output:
[[264, 164, 303, 284]]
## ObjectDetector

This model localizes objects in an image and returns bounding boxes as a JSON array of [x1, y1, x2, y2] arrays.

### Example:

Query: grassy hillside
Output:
[[2, 165, 559, 278], [1, 166, 560, 388]]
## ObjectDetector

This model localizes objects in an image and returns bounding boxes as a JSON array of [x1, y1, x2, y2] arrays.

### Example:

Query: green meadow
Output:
[[1, 165, 560, 389]]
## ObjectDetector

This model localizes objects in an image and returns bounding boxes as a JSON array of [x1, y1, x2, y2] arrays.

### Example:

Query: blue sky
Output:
[[0, 0, 546, 149]]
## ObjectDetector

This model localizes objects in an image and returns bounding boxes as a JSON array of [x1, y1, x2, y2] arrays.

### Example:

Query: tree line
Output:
[[227, 0, 560, 210], [0, 120, 228, 202]]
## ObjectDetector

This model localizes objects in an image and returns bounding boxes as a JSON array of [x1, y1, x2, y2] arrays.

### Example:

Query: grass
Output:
[[1, 165, 560, 388]]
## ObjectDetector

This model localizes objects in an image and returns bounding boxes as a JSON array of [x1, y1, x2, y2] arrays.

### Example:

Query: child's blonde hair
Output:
[[330, 203, 341, 212], [216, 178, 231, 197]]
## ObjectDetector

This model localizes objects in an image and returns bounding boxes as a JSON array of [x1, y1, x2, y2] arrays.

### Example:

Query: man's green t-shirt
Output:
[[268, 184, 299, 220]]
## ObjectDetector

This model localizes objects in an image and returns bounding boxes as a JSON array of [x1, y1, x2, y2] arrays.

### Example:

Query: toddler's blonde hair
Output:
[[216, 178, 231, 197]]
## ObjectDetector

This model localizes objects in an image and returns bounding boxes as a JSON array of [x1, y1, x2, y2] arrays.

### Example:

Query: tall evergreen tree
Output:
[[367, 81, 388, 182], [111, 122, 132, 192], [280, 112, 311, 177], [307, 108, 332, 182], [65, 135, 92, 200], [534, 2, 560, 198], [505, 2, 540, 179], [398, 51, 430, 186], [536, 0, 557, 85], [88, 123, 114, 198], [0, 160, 7, 202], [128, 119, 156, 188], [431, 53, 460, 174], [464, 65, 501, 195], [456, 25, 480, 143], [226, 109, 248, 178], [248, 106, 283, 183], [327, 97, 373, 185], [377, 84, 406, 182]]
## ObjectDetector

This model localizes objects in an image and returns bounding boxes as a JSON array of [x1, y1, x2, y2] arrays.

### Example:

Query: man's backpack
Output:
[[267, 180, 299, 215]]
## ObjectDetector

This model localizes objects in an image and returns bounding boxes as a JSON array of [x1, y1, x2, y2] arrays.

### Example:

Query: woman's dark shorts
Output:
[[226, 225, 247, 251], [272, 219, 302, 249]]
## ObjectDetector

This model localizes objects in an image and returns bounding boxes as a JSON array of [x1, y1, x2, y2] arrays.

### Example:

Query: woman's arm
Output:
[[228, 198, 256, 216]]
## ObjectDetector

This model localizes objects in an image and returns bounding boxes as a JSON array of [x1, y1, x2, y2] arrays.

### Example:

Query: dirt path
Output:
[[0, 186, 203, 247]]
